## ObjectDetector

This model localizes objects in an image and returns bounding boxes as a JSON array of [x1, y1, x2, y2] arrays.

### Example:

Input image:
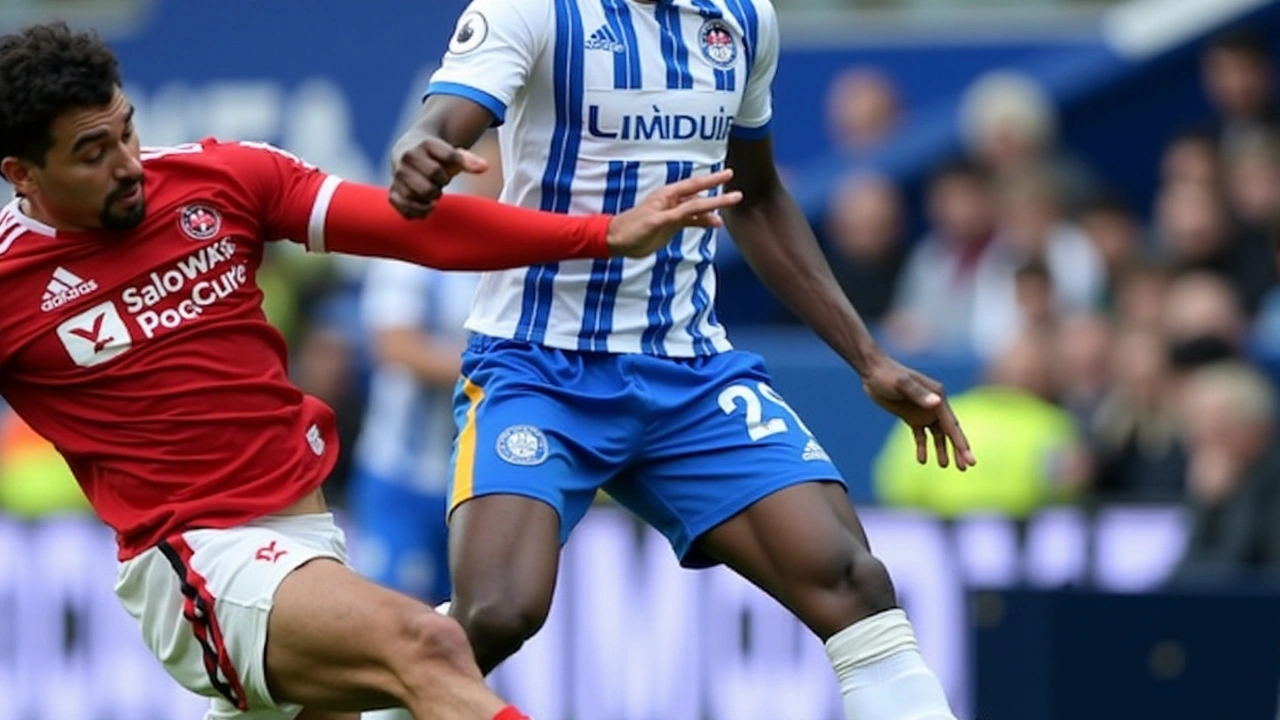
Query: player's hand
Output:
[[861, 357, 976, 471], [389, 135, 489, 219], [606, 169, 742, 258]]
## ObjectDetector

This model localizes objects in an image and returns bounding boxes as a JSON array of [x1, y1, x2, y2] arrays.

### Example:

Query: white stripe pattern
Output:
[[307, 175, 343, 254]]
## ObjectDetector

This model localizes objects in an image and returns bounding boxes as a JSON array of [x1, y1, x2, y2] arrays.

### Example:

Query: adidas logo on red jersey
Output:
[[41, 266, 99, 312]]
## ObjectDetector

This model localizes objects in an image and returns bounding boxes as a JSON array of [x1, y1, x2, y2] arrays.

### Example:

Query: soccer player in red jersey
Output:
[[0, 22, 740, 720]]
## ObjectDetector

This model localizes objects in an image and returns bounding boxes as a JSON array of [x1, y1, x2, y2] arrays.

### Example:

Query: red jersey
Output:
[[0, 139, 611, 559]]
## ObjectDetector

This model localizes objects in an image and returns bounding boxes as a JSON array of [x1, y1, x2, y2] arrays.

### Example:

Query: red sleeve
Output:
[[319, 182, 612, 270], [211, 140, 333, 245], [212, 139, 611, 268]]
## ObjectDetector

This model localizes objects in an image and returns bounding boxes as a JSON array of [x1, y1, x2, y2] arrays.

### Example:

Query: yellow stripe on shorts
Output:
[[451, 378, 486, 511]]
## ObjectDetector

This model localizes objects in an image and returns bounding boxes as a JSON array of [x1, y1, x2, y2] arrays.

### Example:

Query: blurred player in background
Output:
[[350, 134, 501, 613], [391, 1, 973, 718], [0, 22, 739, 720]]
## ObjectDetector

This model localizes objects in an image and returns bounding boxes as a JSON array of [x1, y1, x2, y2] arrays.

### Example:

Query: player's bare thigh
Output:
[[264, 556, 504, 717], [693, 481, 894, 638]]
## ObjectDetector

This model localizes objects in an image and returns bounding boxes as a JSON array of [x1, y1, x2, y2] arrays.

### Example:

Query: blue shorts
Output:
[[448, 335, 844, 567], [348, 469, 451, 603]]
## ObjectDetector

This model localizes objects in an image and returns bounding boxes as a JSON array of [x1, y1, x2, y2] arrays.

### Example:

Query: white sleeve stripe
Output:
[[307, 175, 343, 253]]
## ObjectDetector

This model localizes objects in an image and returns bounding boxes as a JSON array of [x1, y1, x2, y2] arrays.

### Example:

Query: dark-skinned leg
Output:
[[696, 482, 956, 720], [446, 495, 562, 675]]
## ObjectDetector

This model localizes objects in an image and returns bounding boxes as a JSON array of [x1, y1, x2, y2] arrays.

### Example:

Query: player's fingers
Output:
[[664, 191, 742, 224], [404, 150, 453, 193], [422, 139, 484, 178], [388, 188, 435, 219], [429, 166, 453, 193], [679, 212, 725, 229], [659, 169, 735, 202], [452, 148, 490, 175], [417, 135, 457, 161], [916, 374, 946, 395], [894, 374, 942, 409], [912, 425, 928, 465], [938, 404, 976, 470], [931, 424, 950, 469], [393, 155, 450, 202], [394, 181, 444, 212]]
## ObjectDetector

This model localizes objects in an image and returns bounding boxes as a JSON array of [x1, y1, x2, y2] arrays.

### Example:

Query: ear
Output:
[[0, 156, 39, 197]]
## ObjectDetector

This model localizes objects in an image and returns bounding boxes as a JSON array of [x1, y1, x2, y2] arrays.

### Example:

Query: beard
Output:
[[100, 179, 146, 231]]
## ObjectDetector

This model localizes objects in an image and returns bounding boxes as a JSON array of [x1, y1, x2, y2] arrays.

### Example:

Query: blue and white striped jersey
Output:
[[428, 0, 778, 357], [354, 261, 480, 492]]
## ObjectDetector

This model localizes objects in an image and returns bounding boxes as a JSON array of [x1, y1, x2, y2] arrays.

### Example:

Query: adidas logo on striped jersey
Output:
[[41, 266, 99, 312], [585, 25, 625, 53]]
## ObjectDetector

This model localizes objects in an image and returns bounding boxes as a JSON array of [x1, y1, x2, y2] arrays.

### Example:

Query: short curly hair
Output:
[[0, 22, 121, 169]]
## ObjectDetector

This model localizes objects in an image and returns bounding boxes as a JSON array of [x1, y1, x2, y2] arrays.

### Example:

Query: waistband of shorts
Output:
[[241, 511, 337, 532]]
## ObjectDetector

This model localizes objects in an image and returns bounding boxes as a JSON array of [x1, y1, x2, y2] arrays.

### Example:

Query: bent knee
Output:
[[456, 597, 549, 649], [800, 546, 897, 613], [394, 608, 477, 673]]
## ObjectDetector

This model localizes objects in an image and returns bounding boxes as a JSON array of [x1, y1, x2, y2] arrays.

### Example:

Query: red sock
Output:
[[492, 706, 529, 720]]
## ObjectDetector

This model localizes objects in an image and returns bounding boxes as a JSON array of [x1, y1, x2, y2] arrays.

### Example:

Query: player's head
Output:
[[0, 22, 144, 232]]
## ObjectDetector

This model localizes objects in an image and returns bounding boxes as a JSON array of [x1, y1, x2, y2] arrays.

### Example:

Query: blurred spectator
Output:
[[874, 331, 1089, 518], [1078, 195, 1146, 306], [886, 159, 1019, 355], [1013, 260, 1057, 334], [1159, 129, 1221, 188], [1200, 28, 1280, 148], [1089, 327, 1186, 500], [996, 169, 1105, 314], [1171, 361, 1280, 584], [1154, 179, 1275, 315], [1223, 129, 1280, 235], [1113, 262, 1171, 332], [1162, 271, 1248, 361], [1054, 312, 1112, 428], [825, 67, 903, 156], [823, 172, 908, 323], [959, 70, 1098, 212]]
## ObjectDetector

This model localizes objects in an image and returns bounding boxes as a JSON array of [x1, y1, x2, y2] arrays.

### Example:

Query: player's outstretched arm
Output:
[[321, 170, 739, 270], [722, 135, 975, 471]]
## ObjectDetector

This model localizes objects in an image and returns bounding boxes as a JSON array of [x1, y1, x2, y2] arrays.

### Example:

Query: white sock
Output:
[[824, 609, 957, 720]]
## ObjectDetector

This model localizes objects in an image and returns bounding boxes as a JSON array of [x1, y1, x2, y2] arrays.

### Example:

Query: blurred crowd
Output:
[[3, 24, 1280, 592], [848, 29, 1280, 584]]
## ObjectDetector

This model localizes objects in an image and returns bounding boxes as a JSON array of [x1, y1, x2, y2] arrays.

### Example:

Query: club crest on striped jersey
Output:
[[178, 204, 222, 241], [699, 19, 737, 69], [496, 425, 549, 466]]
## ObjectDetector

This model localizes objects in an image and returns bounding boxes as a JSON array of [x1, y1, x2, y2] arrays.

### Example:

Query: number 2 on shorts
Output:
[[718, 382, 814, 441]]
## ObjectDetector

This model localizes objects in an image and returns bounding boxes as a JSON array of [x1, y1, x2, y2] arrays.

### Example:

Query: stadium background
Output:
[[4, 0, 1280, 717]]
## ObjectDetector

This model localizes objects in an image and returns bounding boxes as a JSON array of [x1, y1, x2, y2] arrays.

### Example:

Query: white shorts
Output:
[[114, 513, 349, 720]]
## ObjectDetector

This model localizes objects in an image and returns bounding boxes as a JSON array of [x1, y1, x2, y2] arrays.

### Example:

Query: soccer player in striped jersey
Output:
[[390, 1, 975, 718]]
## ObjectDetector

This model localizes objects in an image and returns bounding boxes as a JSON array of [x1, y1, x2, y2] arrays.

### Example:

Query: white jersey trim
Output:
[[0, 197, 56, 239], [139, 143, 205, 162], [307, 176, 343, 253]]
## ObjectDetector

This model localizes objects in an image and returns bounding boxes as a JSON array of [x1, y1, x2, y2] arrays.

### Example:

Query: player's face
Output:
[[27, 88, 144, 232]]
